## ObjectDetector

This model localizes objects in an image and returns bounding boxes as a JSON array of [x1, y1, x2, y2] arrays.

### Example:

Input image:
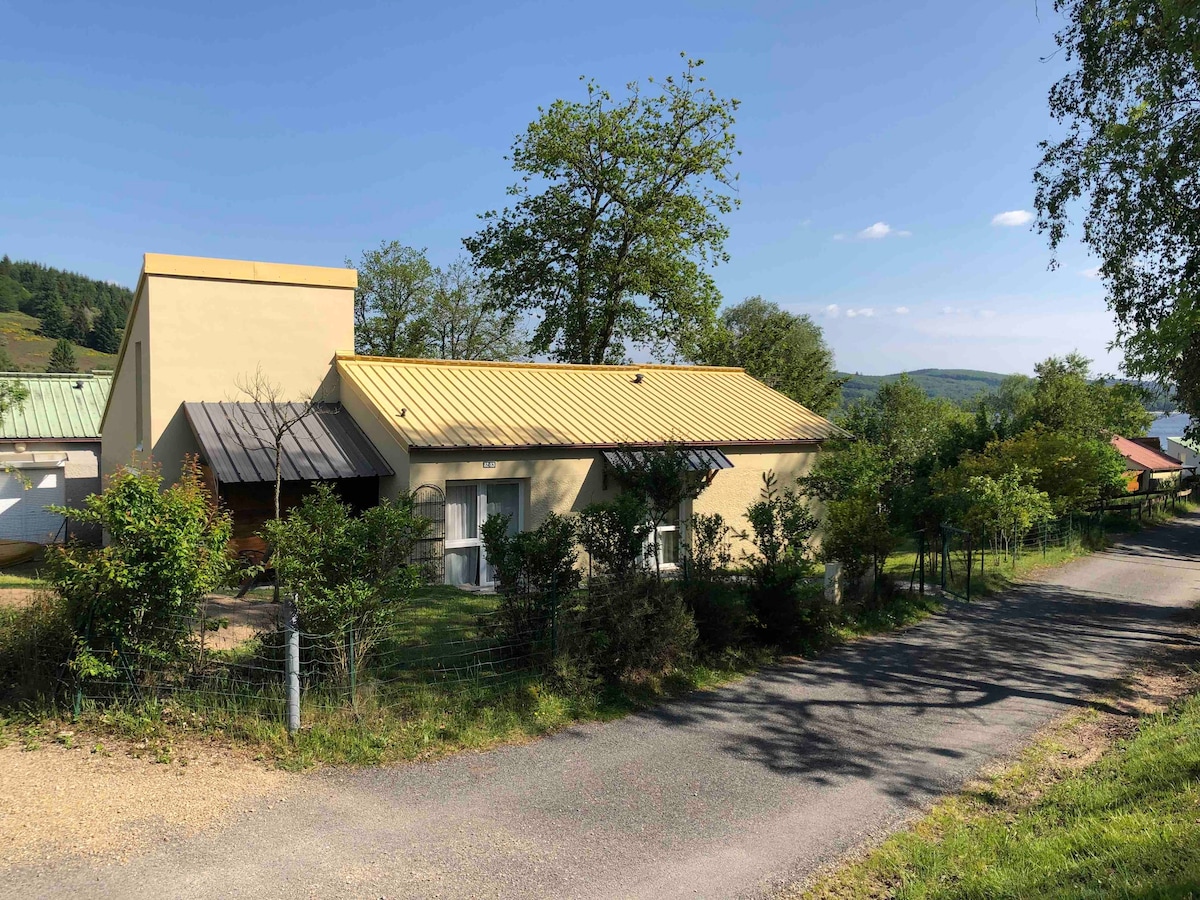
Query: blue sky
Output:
[[1, 0, 1114, 376]]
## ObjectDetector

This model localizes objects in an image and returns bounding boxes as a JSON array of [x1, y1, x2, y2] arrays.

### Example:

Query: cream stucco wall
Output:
[[404, 443, 820, 561], [101, 255, 355, 485], [407, 448, 619, 531]]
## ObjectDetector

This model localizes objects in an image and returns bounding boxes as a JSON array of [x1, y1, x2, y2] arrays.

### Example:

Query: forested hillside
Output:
[[840, 369, 1008, 406], [0, 255, 128, 371]]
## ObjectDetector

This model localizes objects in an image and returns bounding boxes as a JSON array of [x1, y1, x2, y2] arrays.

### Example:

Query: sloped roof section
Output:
[[1112, 435, 1183, 472], [184, 402, 393, 484], [0, 372, 112, 440], [337, 356, 847, 450]]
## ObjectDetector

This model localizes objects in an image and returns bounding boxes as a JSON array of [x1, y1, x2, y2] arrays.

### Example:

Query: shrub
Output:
[[580, 578, 697, 681], [0, 593, 74, 703], [264, 484, 428, 669], [579, 493, 652, 580], [745, 566, 831, 650], [686, 512, 733, 578], [742, 471, 819, 569], [481, 512, 581, 659], [682, 577, 749, 651], [48, 457, 234, 675], [821, 494, 896, 599]]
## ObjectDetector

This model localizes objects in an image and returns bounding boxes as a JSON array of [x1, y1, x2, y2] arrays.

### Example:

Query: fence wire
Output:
[[65, 578, 651, 726]]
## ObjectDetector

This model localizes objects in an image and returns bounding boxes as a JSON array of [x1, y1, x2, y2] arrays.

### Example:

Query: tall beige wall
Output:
[[101, 255, 356, 485]]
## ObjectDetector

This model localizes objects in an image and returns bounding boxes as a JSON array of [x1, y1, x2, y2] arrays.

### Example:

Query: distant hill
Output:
[[0, 255, 128, 372], [839, 369, 1010, 406]]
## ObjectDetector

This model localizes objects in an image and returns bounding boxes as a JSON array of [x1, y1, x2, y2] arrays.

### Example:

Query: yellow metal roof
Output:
[[337, 356, 846, 450]]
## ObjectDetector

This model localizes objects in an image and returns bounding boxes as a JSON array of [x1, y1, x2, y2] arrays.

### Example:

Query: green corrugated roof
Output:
[[0, 372, 112, 440]]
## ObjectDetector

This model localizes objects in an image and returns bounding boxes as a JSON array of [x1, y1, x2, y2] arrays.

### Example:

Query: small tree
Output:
[[579, 493, 652, 581], [604, 444, 713, 578], [481, 512, 580, 659], [232, 366, 325, 523], [48, 458, 234, 675], [960, 467, 1054, 561], [264, 485, 428, 671], [47, 338, 77, 373], [743, 471, 819, 570]]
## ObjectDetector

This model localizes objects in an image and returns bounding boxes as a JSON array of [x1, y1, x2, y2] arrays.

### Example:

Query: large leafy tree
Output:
[[426, 260, 526, 361], [350, 241, 437, 358], [1034, 1, 1200, 435], [350, 244, 525, 361], [688, 296, 846, 416], [465, 57, 740, 364]]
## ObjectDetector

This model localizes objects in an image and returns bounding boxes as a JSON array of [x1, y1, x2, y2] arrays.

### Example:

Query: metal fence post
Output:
[[965, 532, 973, 602], [346, 625, 357, 712], [918, 530, 925, 595], [284, 593, 301, 733]]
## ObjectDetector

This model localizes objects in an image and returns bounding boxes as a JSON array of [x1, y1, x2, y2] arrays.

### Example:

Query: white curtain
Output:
[[485, 483, 520, 535], [445, 547, 479, 586], [446, 484, 477, 541]]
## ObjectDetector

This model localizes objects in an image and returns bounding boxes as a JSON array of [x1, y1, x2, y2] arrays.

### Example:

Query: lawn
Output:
[[798, 678, 1200, 899]]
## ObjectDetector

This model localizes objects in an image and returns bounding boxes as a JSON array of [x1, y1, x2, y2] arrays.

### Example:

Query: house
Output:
[[100, 254, 845, 586], [0, 372, 112, 543], [1111, 435, 1183, 494], [1165, 436, 1199, 473]]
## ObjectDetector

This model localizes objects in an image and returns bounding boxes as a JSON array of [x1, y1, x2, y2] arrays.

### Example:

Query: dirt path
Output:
[[3, 514, 1199, 899]]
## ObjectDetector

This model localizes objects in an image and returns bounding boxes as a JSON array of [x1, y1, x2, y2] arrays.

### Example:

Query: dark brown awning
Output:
[[184, 402, 393, 485]]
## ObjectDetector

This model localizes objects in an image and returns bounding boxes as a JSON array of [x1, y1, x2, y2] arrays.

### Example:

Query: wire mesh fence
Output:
[[903, 515, 1090, 602], [67, 577, 659, 730]]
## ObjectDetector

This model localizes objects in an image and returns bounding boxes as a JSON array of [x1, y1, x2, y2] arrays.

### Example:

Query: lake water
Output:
[[1149, 412, 1192, 440]]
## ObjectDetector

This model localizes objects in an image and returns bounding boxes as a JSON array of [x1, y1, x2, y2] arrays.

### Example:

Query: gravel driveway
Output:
[[7, 514, 1199, 899]]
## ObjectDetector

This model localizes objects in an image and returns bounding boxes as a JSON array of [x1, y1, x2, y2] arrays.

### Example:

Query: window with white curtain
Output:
[[645, 501, 687, 570], [444, 481, 523, 586]]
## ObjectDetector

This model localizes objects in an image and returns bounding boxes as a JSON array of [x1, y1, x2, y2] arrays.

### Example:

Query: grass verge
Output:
[[0, 586, 940, 770], [791, 625, 1200, 900]]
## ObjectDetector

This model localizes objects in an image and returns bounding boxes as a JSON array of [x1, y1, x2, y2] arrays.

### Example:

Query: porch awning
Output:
[[184, 402, 393, 485], [601, 447, 734, 473]]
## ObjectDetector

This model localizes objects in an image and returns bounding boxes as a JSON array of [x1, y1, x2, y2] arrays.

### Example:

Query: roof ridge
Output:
[[337, 354, 745, 374]]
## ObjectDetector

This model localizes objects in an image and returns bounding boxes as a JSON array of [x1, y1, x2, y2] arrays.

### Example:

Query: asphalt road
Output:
[[9, 514, 1199, 899]]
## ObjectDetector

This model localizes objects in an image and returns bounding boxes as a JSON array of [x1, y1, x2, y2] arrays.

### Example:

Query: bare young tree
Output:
[[231, 366, 326, 522]]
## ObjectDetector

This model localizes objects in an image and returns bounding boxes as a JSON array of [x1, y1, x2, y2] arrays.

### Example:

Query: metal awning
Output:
[[183, 402, 393, 485], [601, 447, 734, 473]]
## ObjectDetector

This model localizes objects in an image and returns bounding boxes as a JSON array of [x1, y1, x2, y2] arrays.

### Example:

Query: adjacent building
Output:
[[0, 372, 111, 542], [1111, 435, 1184, 494]]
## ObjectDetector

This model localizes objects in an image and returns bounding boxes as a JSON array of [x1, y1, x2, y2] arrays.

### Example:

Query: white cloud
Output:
[[979, 309, 997, 319], [845, 309, 858, 318], [844, 307, 877, 319], [894, 306, 910, 315], [856, 221, 911, 240], [1080, 266, 1102, 279], [991, 209, 1034, 227], [824, 304, 841, 318], [832, 233, 847, 242]]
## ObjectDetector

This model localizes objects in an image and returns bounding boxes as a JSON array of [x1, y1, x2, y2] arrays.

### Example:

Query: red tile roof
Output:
[[1111, 435, 1183, 472]]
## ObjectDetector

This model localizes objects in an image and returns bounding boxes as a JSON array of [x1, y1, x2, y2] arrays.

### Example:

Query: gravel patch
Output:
[[0, 739, 290, 867]]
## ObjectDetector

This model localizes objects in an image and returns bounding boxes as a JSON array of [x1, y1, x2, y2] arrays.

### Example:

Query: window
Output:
[[444, 481, 523, 586], [134, 341, 144, 451], [645, 502, 687, 570]]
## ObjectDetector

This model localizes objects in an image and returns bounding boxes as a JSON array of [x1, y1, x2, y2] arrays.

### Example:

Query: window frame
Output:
[[444, 479, 524, 587], [645, 500, 689, 571]]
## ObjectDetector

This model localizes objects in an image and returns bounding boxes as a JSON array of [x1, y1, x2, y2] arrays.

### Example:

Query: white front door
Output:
[[444, 480, 523, 586], [0, 467, 66, 543]]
